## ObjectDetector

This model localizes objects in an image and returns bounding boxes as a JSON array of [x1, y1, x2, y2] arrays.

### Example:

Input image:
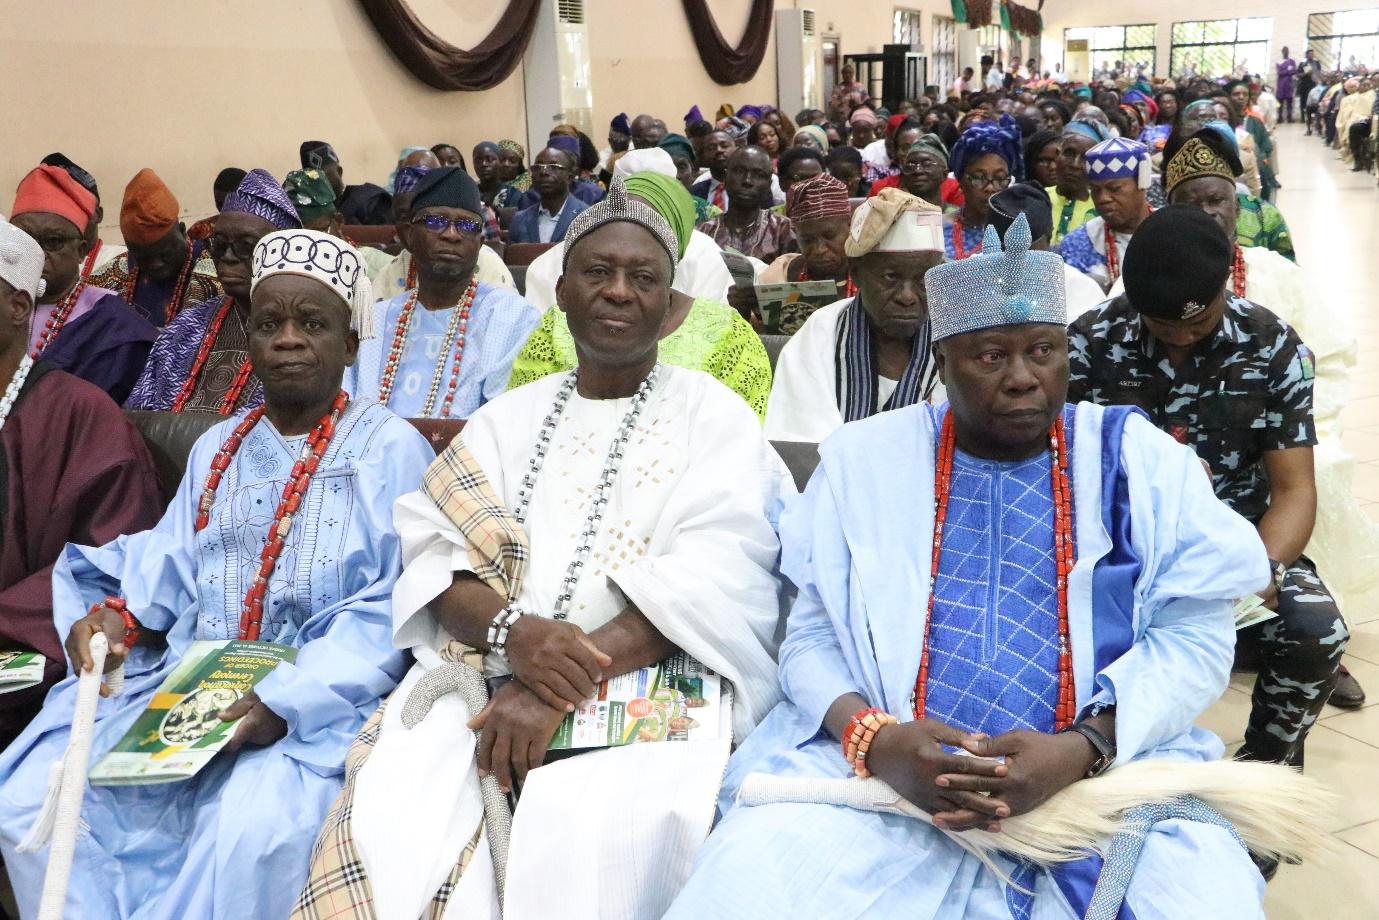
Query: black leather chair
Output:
[[510, 265, 528, 296], [759, 334, 790, 373], [127, 411, 821, 503]]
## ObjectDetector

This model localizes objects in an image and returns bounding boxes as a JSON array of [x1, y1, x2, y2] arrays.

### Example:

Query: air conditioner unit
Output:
[[777, 9, 821, 118], [524, 0, 593, 153]]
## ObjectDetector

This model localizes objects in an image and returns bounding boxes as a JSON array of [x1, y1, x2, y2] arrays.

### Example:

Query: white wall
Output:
[[1040, 1, 1379, 79]]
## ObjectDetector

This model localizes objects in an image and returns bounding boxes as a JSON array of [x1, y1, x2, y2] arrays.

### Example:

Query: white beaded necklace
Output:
[[0, 355, 35, 433], [514, 363, 661, 620]]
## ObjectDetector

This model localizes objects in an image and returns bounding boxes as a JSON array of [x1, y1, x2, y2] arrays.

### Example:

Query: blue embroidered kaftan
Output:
[[0, 400, 435, 920], [665, 402, 1272, 920]]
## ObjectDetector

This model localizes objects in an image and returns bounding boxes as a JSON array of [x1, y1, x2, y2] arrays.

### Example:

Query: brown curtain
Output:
[[358, 0, 543, 92], [681, 0, 774, 86]]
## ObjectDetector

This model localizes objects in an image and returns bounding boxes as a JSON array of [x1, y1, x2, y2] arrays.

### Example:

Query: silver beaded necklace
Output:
[[514, 363, 661, 620], [0, 355, 35, 433]]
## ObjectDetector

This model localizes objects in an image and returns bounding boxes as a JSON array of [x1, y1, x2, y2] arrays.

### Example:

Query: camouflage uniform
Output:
[[1068, 292, 1348, 767]]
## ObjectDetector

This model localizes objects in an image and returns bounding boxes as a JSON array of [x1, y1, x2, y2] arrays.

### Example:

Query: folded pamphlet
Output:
[[89, 639, 296, 785], [548, 651, 728, 750], [1233, 594, 1278, 631], [0, 651, 46, 695], [754, 279, 841, 332]]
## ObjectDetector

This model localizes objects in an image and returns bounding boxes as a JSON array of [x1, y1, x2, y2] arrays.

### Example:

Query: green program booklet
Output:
[[0, 651, 45, 695], [548, 651, 728, 750], [89, 639, 296, 786]]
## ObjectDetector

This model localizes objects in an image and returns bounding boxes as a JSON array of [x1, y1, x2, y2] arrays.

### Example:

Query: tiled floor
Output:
[[1204, 124, 1379, 919]]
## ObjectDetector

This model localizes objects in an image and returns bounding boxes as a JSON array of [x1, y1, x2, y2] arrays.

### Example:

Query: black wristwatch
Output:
[[1060, 720, 1116, 778]]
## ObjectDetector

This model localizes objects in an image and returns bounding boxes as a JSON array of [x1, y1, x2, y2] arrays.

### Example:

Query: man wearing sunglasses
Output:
[[8, 164, 157, 403], [351, 167, 539, 418], [128, 169, 302, 412], [509, 147, 590, 245]]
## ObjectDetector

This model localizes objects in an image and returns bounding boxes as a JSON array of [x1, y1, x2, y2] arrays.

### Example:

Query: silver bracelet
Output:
[[486, 604, 526, 654]]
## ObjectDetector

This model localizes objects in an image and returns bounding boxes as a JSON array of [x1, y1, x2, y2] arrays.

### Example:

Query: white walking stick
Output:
[[16, 632, 124, 920]]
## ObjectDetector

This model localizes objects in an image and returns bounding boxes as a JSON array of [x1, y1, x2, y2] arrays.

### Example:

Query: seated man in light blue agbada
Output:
[[350, 167, 539, 418], [667, 217, 1275, 919], [0, 229, 436, 919]]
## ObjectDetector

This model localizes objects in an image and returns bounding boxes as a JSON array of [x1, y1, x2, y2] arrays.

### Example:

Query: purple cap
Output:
[[222, 168, 301, 229]]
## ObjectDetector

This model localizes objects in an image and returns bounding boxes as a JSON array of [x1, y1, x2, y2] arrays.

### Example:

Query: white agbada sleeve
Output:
[[764, 300, 848, 442]]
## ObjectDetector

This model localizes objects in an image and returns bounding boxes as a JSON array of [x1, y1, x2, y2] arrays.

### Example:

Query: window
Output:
[[893, 8, 923, 48], [1308, 9, 1379, 71], [1170, 18, 1273, 79], [1063, 25, 1157, 81], [932, 14, 957, 94]]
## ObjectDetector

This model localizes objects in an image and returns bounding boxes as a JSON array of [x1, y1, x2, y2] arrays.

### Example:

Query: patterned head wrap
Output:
[[850, 107, 879, 127], [1085, 137, 1153, 189], [737, 104, 764, 122], [795, 124, 830, 152], [282, 169, 338, 223], [1180, 98, 1219, 122], [623, 172, 695, 259], [561, 177, 679, 274], [222, 169, 302, 230], [497, 140, 526, 160], [251, 229, 374, 338], [1165, 136, 1238, 196], [720, 116, 750, 141], [786, 172, 851, 223], [908, 133, 950, 165], [845, 188, 944, 257], [0, 216, 46, 300], [392, 165, 431, 198], [950, 116, 1025, 182], [119, 168, 180, 245], [924, 215, 1066, 342], [1064, 117, 1111, 144], [788, 172, 849, 224]]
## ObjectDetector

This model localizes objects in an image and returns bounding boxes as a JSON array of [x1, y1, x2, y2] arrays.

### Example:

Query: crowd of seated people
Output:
[[0, 57, 1370, 918]]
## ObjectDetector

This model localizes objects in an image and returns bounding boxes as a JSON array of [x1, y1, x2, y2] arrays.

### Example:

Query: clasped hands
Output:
[[867, 717, 1096, 833], [469, 616, 613, 793]]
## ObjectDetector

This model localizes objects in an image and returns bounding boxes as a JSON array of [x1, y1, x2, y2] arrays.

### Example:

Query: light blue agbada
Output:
[[0, 400, 435, 920], [667, 401, 1272, 920], [347, 285, 540, 418]]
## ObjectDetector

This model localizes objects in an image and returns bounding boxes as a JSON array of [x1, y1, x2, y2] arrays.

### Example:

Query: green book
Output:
[[89, 639, 296, 786], [0, 651, 46, 695]]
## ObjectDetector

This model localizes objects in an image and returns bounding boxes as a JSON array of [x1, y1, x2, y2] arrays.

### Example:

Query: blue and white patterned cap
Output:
[[923, 214, 1066, 342], [251, 229, 375, 339], [1085, 137, 1153, 189]]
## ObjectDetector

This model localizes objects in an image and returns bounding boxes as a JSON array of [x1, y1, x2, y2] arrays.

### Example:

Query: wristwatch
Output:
[[1060, 720, 1116, 778], [1267, 558, 1288, 594]]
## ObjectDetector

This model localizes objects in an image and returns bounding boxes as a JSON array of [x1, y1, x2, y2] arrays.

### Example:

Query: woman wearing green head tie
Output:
[[510, 168, 772, 419]]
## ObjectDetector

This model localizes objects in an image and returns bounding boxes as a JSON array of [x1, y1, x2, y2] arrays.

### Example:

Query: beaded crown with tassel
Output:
[[923, 213, 1067, 342]]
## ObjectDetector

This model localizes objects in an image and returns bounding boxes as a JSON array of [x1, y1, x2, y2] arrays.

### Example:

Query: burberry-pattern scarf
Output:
[[293, 436, 525, 919], [834, 296, 938, 423]]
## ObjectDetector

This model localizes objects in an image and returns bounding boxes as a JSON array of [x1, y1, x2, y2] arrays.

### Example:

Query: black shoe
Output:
[[1250, 849, 1280, 882], [1330, 664, 1366, 709]]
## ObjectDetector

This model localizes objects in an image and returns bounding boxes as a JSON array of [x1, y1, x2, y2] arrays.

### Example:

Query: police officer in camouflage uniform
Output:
[[1066, 206, 1348, 777]]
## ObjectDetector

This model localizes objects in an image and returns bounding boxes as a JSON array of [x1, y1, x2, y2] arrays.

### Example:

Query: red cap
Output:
[[12, 164, 97, 233], [885, 114, 910, 139]]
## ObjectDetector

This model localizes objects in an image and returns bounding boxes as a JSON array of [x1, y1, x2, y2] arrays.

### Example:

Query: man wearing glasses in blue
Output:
[[509, 146, 590, 245], [350, 168, 539, 418]]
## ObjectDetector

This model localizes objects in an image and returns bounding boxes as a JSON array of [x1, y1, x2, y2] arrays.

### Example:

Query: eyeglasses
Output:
[[412, 214, 483, 237], [207, 235, 258, 261], [32, 233, 82, 254], [530, 163, 570, 175], [901, 160, 939, 174], [964, 172, 1010, 189]]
